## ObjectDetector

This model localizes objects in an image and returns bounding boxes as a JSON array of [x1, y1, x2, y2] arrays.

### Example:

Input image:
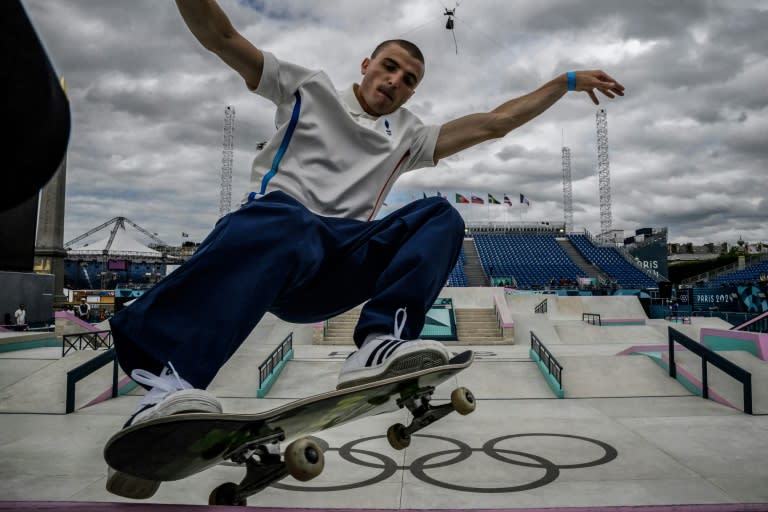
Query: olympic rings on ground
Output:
[[273, 433, 617, 493]]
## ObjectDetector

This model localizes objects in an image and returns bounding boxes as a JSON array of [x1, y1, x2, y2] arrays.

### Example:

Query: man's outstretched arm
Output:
[[176, 0, 264, 90], [433, 70, 625, 162]]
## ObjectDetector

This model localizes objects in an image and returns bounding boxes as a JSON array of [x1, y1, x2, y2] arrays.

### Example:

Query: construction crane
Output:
[[220, 105, 235, 218], [64, 216, 168, 252]]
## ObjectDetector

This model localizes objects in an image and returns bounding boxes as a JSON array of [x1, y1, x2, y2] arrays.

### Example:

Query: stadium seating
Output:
[[473, 233, 586, 288], [446, 248, 468, 287], [568, 234, 657, 289], [707, 260, 768, 286]]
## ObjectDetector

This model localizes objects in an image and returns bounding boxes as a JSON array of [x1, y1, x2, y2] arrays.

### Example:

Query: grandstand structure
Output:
[[63, 217, 178, 291], [446, 225, 661, 292]]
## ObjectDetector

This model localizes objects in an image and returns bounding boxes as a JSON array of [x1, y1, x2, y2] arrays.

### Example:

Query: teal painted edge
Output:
[[643, 351, 703, 397], [0, 338, 59, 353], [119, 380, 139, 396], [702, 334, 758, 358], [529, 349, 564, 398], [256, 348, 294, 398]]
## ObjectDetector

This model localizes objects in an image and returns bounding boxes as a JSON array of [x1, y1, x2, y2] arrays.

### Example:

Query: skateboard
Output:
[[104, 350, 475, 506]]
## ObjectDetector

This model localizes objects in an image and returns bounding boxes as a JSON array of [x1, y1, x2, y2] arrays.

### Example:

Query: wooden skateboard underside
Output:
[[104, 350, 473, 481]]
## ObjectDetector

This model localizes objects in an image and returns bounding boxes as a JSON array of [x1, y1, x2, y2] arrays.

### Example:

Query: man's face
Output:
[[357, 43, 424, 116]]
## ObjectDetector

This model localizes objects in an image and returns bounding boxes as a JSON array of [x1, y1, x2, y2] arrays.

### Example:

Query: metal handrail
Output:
[[530, 331, 563, 389], [258, 333, 293, 388], [582, 313, 602, 326], [668, 327, 752, 414], [66, 348, 119, 414]]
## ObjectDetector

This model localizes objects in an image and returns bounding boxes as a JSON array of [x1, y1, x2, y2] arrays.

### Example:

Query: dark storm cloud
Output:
[[22, 0, 768, 246]]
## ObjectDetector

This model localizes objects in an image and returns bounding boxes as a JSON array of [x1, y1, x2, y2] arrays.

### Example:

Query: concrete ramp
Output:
[[581, 296, 648, 319], [550, 296, 647, 321], [511, 313, 561, 346], [0, 331, 58, 352], [559, 355, 693, 398], [555, 323, 664, 345], [0, 350, 125, 414], [505, 294, 550, 313], [55, 311, 105, 338]]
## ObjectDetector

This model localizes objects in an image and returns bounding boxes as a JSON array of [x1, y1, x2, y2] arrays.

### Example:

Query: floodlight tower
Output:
[[596, 108, 612, 235], [561, 146, 574, 233], [219, 105, 235, 218]]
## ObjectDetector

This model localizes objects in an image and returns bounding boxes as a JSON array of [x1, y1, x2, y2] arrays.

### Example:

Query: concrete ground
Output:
[[1, 294, 767, 510]]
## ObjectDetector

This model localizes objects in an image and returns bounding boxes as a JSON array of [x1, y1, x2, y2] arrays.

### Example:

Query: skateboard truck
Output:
[[210, 435, 326, 506], [387, 385, 475, 450]]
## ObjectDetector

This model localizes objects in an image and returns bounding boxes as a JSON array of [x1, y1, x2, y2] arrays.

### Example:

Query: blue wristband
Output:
[[567, 71, 576, 91]]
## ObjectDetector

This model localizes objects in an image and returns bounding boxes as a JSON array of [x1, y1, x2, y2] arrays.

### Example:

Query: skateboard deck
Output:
[[104, 350, 474, 497]]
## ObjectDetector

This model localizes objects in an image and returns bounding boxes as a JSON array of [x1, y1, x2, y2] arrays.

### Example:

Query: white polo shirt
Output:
[[247, 51, 440, 221]]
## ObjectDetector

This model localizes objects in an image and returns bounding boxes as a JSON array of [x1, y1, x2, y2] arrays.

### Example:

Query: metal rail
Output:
[[65, 348, 119, 414], [582, 313, 602, 326], [668, 327, 753, 414], [258, 333, 293, 388], [530, 331, 563, 390]]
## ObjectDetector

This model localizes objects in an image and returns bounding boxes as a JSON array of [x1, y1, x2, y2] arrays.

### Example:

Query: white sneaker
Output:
[[337, 308, 450, 389], [106, 364, 222, 499]]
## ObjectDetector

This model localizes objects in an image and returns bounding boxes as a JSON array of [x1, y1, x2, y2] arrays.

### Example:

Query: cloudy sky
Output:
[[25, 0, 768, 247]]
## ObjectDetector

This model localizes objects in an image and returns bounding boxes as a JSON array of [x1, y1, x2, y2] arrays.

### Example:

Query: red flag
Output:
[[471, 194, 484, 204]]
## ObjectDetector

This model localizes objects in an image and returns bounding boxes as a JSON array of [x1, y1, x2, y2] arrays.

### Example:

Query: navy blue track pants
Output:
[[110, 191, 465, 388]]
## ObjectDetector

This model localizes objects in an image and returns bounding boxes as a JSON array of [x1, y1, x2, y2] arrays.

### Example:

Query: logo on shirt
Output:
[[384, 119, 392, 136]]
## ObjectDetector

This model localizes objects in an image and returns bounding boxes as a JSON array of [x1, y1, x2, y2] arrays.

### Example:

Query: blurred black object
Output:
[[1, 0, 70, 212]]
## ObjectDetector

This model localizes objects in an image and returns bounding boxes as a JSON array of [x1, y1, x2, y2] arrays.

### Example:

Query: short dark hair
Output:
[[371, 39, 425, 66]]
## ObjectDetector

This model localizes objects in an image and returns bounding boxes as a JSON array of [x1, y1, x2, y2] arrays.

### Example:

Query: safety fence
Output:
[[62, 330, 113, 356], [668, 327, 753, 414], [534, 298, 548, 314], [730, 310, 768, 333]]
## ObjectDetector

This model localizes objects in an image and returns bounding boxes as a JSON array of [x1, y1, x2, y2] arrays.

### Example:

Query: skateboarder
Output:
[[107, 0, 624, 498]]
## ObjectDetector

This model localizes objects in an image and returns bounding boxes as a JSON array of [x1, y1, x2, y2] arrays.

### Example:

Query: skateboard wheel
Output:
[[209, 482, 246, 506], [387, 423, 411, 450], [451, 387, 476, 415], [285, 437, 324, 481]]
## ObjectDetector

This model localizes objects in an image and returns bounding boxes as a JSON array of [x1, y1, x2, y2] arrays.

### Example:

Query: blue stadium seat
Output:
[[568, 234, 657, 289]]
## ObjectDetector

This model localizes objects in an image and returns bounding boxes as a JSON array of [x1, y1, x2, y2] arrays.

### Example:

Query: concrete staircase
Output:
[[316, 307, 504, 344], [319, 307, 361, 344], [455, 308, 504, 343], [557, 238, 608, 283], [462, 239, 489, 286]]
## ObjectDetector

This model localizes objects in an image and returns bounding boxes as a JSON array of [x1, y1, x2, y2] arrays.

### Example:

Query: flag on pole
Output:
[[520, 193, 530, 206], [503, 194, 513, 206], [471, 194, 484, 204], [455, 193, 470, 204], [488, 193, 501, 205], [423, 192, 428, 199]]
